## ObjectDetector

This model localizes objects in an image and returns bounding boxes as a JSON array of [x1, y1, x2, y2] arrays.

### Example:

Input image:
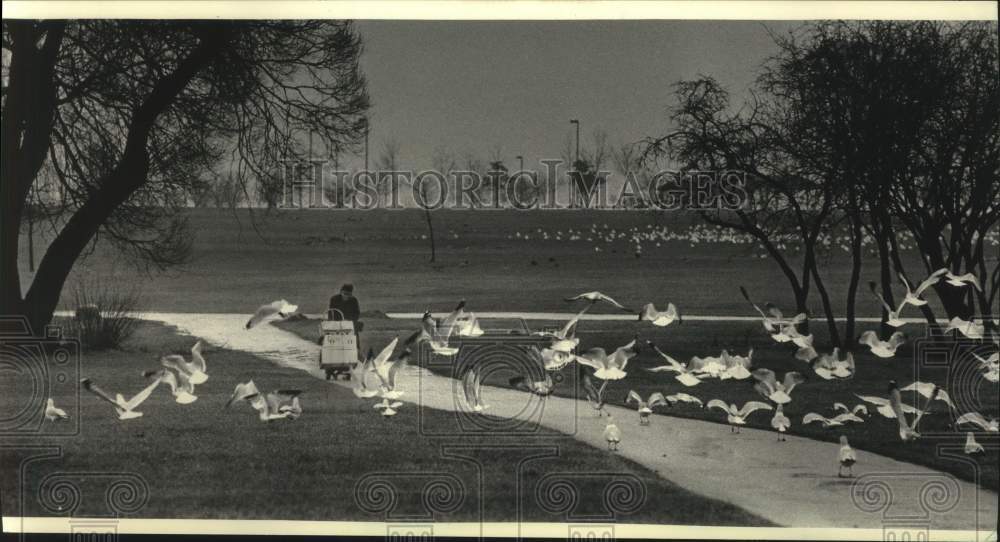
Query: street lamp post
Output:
[[569, 119, 580, 167], [515, 155, 524, 172]]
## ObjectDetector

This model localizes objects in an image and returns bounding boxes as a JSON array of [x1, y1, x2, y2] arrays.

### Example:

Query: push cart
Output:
[[319, 309, 359, 380]]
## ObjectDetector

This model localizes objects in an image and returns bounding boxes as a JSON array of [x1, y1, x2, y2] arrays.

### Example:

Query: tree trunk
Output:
[[845, 215, 864, 345], [424, 207, 436, 263]]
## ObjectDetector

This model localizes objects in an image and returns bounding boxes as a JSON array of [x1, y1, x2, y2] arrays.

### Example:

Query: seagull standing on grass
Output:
[[626, 391, 668, 425], [245, 300, 298, 329], [707, 400, 772, 433], [44, 398, 69, 421], [80, 377, 160, 420], [838, 436, 857, 478], [225, 380, 302, 422]]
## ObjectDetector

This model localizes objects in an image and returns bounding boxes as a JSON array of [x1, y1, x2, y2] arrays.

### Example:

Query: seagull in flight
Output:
[[463, 365, 490, 412], [811, 348, 855, 380], [574, 337, 640, 380], [900, 381, 954, 411], [374, 399, 404, 417], [707, 399, 772, 432], [833, 402, 868, 418], [720, 349, 753, 380], [868, 281, 908, 328], [534, 305, 589, 354], [405, 301, 466, 355], [565, 291, 635, 313], [955, 412, 998, 432], [226, 380, 302, 422], [638, 302, 681, 327], [370, 338, 406, 399], [859, 330, 907, 358], [739, 286, 807, 338], [246, 299, 298, 329], [943, 270, 982, 291], [752, 369, 806, 405], [351, 350, 383, 399], [44, 398, 69, 421], [579, 364, 609, 417], [889, 380, 930, 442], [144, 366, 198, 404], [802, 411, 864, 428], [974, 351, 999, 383], [626, 390, 668, 425], [944, 317, 985, 340], [645, 342, 704, 387], [80, 377, 160, 420], [898, 268, 947, 307]]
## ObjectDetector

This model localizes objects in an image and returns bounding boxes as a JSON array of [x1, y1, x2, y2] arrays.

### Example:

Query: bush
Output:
[[69, 278, 143, 350]]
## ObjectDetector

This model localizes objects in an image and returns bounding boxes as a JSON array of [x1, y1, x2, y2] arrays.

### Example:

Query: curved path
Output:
[[143, 312, 997, 532]]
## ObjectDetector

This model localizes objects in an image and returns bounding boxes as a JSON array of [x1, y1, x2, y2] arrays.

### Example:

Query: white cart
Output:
[[320, 311, 358, 380]]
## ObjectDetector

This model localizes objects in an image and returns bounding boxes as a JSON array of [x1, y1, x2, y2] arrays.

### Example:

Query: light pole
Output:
[[515, 155, 524, 172], [569, 119, 580, 167], [364, 120, 370, 172]]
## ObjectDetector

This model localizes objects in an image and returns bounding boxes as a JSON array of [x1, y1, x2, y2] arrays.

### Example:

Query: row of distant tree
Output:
[[638, 21, 999, 345], [4, 20, 997, 344]]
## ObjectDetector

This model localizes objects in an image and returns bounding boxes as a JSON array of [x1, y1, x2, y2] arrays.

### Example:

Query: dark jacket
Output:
[[328, 295, 360, 322]]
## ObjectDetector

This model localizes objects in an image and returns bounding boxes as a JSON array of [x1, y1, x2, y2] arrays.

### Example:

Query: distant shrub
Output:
[[69, 278, 143, 350]]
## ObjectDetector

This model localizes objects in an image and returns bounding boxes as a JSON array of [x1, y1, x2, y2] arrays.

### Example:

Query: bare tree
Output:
[[2, 21, 370, 331]]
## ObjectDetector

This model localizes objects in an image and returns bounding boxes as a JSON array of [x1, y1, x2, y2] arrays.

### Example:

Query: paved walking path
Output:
[[141, 312, 996, 532]]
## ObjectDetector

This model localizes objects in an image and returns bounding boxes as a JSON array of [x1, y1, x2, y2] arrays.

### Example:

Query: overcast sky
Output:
[[343, 20, 800, 171]]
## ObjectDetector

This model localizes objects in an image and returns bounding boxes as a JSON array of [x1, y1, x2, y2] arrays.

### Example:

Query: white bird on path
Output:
[[964, 432, 985, 456], [80, 377, 160, 420], [955, 412, 998, 432], [603, 415, 622, 450], [44, 398, 69, 421], [812, 349, 855, 380], [245, 299, 298, 329], [859, 330, 906, 358], [645, 342, 703, 387], [752, 369, 806, 405], [707, 399, 773, 432], [898, 269, 947, 307], [638, 302, 681, 327], [838, 436, 857, 478], [565, 291, 635, 313], [574, 338, 640, 381], [626, 390, 668, 425], [579, 364, 608, 417], [143, 367, 198, 404], [771, 404, 791, 440]]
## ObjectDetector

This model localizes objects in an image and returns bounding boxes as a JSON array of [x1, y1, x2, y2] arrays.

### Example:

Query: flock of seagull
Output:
[[48, 268, 997, 479]]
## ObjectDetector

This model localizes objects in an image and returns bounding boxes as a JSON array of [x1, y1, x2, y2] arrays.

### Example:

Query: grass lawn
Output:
[[21, 207, 992, 319], [276, 314, 1000, 492], [0, 320, 771, 525]]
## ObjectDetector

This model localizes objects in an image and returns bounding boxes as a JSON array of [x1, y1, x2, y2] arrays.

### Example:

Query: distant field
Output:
[[19, 208, 981, 323]]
